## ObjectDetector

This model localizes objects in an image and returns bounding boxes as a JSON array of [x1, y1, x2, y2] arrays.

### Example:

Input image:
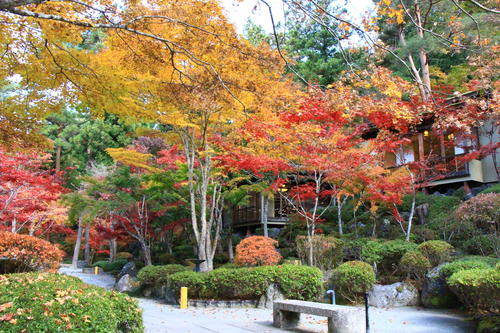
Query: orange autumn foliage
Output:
[[0, 232, 64, 273], [234, 236, 282, 267]]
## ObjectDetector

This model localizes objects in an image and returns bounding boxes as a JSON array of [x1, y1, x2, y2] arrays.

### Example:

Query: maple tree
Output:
[[234, 236, 282, 267], [0, 148, 66, 235]]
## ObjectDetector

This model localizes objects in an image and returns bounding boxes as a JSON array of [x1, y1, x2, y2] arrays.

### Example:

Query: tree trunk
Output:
[[140, 239, 152, 266], [11, 216, 16, 233], [84, 223, 90, 264], [228, 236, 234, 262], [414, 0, 431, 101], [72, 217, 83, 268], [261, 193, 269, 237], [55, 146, 61, 173], [109, 238, 117, 262], [337, 197, 343, 235]]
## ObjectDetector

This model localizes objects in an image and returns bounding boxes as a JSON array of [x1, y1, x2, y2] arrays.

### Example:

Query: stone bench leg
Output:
[[327, 311, 366, 333], [273, 309, 300, 329]]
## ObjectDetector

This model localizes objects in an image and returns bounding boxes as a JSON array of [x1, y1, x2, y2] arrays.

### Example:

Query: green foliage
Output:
[[155, 253, 177, 265], [417, 240, 453, 266], [480, 184, 500, 194], [463, 235, 499, 257], [447, 268, 500, 312], [137, 264, 189, 285], [295, 235, 344, 271], [168, 265, 322, 301], [330, 261, 376, 304], [0, 273, 143, 333], [477, 315, 500, 333], [360, 239, 417, 275], [441, 260, 491, 278], [399, 250, 431, 280], [93, 259, 128, 273]]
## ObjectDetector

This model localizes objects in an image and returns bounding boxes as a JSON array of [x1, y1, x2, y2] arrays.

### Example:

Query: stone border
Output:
[[187, 299, 258, 308]]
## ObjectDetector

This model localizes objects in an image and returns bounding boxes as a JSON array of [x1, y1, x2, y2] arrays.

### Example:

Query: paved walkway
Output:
[[59, 266, 475, 333]]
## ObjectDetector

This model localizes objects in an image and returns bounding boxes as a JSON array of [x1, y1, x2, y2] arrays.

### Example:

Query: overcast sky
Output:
[[219, 0, 375, 34]]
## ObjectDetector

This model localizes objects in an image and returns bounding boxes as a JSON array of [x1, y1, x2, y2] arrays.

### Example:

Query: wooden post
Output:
[[180, 287, 188, 309]]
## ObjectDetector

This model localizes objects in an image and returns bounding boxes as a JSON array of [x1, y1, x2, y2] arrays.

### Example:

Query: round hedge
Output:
[[234, 236, 282, 267], [137, 264, 189, 285], [0, 273, 143, 332], [447, 268, 500, 312], [417, 240, 453, 266], [399, 250, 431, 280], [330, 261, 376, 304], [440, 259, 491, 278], [0, 231, 64, 273]]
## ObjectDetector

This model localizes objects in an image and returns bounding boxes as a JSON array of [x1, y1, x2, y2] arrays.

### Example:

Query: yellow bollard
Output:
[[180, 287, 188, 309], [94, 266, 99, 275]]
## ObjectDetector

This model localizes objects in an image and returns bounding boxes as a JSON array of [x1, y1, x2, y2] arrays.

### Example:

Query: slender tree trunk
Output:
[[261, 193, 269, 237], [84, 223, 90, 264], [55, 146, 61, 173], [414, 0, 431, 101], [406, 168, 416, 241], [11, 216, 16, 233], [72, 217, 83, 268], [109, 238, 116, 262], [140, 239, 152, 266], [337, 197, 344, 235], [228, 236, 234, 262]]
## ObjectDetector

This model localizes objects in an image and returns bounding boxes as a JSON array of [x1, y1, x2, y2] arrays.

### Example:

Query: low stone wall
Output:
[[188, 300, 258, 308]]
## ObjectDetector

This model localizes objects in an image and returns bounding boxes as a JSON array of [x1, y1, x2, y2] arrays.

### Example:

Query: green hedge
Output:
[[93, 259, 128, 272], [0, 273, 143, 333], [417, 240, 453, 266], [137, 264, 189, 285], [168, 265, 322, 301], [399, 250, 431, 281], [480, 184, 500, 194], [447, 268, 500, 312], [330, 261, 376, 304], [441, 259, 491, 278]]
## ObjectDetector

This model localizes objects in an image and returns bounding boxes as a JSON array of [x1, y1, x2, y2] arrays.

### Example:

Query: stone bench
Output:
[[273, 300, 365, 333]]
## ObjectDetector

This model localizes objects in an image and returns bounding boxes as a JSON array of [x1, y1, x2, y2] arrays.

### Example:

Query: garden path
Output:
[[59, 266, 475, 333]]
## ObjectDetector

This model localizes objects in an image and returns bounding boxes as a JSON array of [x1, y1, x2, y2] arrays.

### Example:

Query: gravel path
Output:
[[59, 266, 475, 333]]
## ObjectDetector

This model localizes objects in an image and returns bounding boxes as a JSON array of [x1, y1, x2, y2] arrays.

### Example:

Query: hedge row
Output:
[[0, 273, 143, 333], [137, 264, 189, 285], [167, 265, 323, 301]]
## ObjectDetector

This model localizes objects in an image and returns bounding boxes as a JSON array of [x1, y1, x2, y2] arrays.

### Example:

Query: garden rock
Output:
[[165, 287, 179, 305], [258, 283, 285, 309], [368, 282, 418, 308], [117, 260, 137, 280], [115, 274, 136, 293], [421, 264, 459, 308]]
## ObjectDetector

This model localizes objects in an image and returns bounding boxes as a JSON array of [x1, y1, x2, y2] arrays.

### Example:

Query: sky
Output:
[[219, 0, 375, 34]]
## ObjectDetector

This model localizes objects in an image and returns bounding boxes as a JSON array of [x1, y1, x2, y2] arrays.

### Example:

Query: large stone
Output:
[[273, 300, 365, 333], [368, 282, 418, 308], [165, 287, 179, 305], [117, 260, 137, 280], [115, 274, 137, 293], [421, 264, 459, 308], [257, 283, 285, 309]]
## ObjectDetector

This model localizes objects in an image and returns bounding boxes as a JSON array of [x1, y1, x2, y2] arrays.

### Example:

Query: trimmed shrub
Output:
[[137, 264, 189, 285], [417, 240, 453, 266], [168, 265, 322, 301], [296, 235, 344, 271], [116, 252, 134, 260], [0, 273, 143, 332], [0, 231, 64, 273], [447, 268, 500, 312], [360, 239, 417, 276], [234, 236, 282, 267], [399, 250, 431, 280], [441, 260, 491, 278], [330, 261, 376, 304], [455, 193, 500, 234], [463, 234, 499, 257], [93, 259, 128, 273], [477, 315, 500, 333]]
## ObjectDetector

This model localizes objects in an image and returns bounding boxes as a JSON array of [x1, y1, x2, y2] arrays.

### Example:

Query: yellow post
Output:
[[94, 266, 99, 275], [180, 287, 188, 309]]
